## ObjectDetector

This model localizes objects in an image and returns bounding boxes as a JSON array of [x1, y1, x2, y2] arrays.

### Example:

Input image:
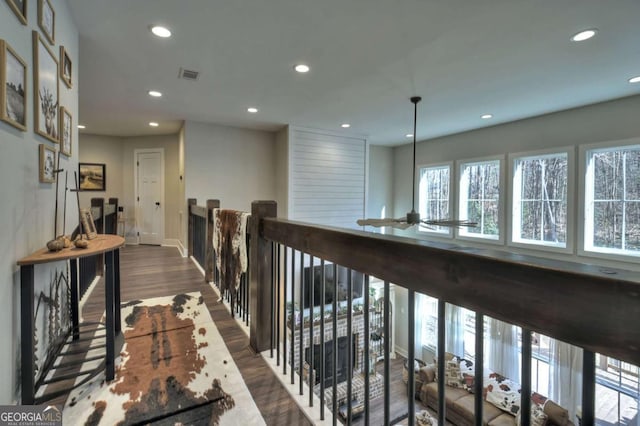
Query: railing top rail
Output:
[[262, 217, 640, 365]]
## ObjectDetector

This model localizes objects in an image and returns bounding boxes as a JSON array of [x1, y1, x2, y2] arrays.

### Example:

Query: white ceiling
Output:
[[67, 0, 640, 146]]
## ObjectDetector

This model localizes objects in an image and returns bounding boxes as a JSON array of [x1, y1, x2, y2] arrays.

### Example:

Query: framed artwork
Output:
[[59, 106, 71, 156], [5, 0, 27, 25], [32, 31, 59, 143], [79, 163, 106, 191], [39, 144, 55, 183], [79, 208, 97, 239], [1, 40, 27, 131], [38, 0, 55, 45], [59, 46, 72, 88]]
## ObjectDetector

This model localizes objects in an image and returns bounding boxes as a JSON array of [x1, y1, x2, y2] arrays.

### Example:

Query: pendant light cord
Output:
[[410, 96, 421, 212]]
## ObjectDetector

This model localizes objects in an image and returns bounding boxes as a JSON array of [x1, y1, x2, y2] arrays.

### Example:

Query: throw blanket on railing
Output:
[[213, 209, 249, 304]]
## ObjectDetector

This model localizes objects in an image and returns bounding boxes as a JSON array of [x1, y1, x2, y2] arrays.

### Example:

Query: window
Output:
[[584, 144, 640, 257], [459, 159, 501, 240], [512, 152, 568, 248], [418, 164, 451, 235]]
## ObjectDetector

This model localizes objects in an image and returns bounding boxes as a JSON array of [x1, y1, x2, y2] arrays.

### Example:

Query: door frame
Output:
[[133, 148, 165, 245]]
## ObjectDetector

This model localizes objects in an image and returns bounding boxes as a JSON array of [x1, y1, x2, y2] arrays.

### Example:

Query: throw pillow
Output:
[[516, 402, 548, 426], [444, 357, 465, 388], [484, 373, 522, 416]]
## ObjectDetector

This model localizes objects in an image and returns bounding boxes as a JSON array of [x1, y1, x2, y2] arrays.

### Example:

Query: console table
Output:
[[17, 234, 125, 404]]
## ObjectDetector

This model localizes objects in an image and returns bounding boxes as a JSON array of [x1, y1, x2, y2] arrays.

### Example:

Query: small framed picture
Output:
[[79, 162, 106, 191], [59, 46, 72, 88], [59, 106, 71, 156], [39, 143, 55, 183], [38, 0, 55, 45], [5, 0, 27, 25], [79, 208, 97, 239], [33, 31, 59, 143], [1, 40, 27, 131]]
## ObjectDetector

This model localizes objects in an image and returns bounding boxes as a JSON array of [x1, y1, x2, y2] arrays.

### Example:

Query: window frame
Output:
[[456, 155, 505, 244], [508, 147, 575, 254], [579, 137, 640, 261], [416, 161, 454, 238]]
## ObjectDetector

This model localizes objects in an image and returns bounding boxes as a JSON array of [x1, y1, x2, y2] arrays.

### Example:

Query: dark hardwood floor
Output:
[[50, 245, 312, 426]]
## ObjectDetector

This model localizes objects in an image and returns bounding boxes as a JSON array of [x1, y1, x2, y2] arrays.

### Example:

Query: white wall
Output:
[[183, 120, 277, 213], [390, 94, 640, 357], [366, 145, 394, 222], [0, 0, 78, 403], [275, 126, 289, 217]]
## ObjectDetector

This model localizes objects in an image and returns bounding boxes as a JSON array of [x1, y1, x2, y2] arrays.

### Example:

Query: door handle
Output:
[[155, 202, 160, 206]]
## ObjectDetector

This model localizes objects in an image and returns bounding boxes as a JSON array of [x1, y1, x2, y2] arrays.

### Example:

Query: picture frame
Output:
[[5, 0, 27, 25], [59, 106, 71, 156], [59, 46, 72, 88], [79, 162, 106, 191], [39, 143, 55, 183], [37, 0, 55, 45], [79, 208, 97, 239], [32, 31, 59, 143], [0, 40, 27, 131]]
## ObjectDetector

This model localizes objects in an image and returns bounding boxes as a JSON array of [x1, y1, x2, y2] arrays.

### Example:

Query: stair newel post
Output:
[[187, 198, 196, 257], [250, 200, 277, 352], [205, 199, 220, 283]]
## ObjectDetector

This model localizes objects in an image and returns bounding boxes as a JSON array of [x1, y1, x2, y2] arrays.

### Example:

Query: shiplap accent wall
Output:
[[289, 128, 366, 230]]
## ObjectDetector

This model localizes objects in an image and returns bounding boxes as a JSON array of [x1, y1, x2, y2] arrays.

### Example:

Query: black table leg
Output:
[[114, 248, 121, 334], [70, 259, 79, 340], [20, 265, 35, 405], [105, 250, 115, 380]]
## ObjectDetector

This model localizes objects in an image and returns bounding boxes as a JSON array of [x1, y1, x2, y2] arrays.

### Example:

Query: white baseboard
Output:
[[162, 239, 187, 257], [395, 346, 408, 359], [190, 256, 205, 276]]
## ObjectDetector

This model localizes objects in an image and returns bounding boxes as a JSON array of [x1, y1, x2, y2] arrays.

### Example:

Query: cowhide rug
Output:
[[63, 292, 265, 426]]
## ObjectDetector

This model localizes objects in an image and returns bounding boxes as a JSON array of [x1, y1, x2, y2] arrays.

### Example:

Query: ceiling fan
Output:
[[357, 96, 477, 230]]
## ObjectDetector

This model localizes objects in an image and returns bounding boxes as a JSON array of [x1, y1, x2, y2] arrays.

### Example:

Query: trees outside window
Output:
[[419, 164, 451, 234], [585, 145, 640, 256], [512, 153, 568, 247], [459, 159, 501, 240]]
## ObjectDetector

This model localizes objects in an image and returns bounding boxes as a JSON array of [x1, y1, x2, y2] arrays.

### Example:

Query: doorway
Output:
[[135, 149, 164, 245]]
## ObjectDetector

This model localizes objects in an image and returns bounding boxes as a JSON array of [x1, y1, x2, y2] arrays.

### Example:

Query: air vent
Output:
[[179, 68, 200, 81]]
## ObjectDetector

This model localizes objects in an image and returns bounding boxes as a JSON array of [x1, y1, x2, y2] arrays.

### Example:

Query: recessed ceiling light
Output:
[[341, 123, 350, 128], [405, 133, 413, 138], [247, 107, 258, 113], [150, 26, 172, 38], [148, 90, 162, 97], [294, 64, 310, 73], [571, 29, 597, 42], [629, 76, 640, 84], [149, 122, 159, 127], [77, 125, 86, 129], [481, 114, 493, 119]]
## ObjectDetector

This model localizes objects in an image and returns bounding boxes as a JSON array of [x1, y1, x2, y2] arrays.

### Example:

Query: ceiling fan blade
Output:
[[421, 219, 478, 228], [357, 218, 413, 230]]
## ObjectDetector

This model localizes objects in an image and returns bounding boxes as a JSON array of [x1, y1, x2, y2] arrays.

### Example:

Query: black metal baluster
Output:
[[364, 274, 370, 425], [437, 300, 446, 426], [309, 255, 315, 407], [522, 328, 532, 426], [474, 313, 484, 426], [299, 251, 305, 396], [320, 258, 326, 421], [270, 241, 275, 359], [582, 350, 596, 426], [332, 263, 338, 426], [408, 289, 415, 426], [384, 280, 390, 426], [276, 244, 281, 366], [347, 268, 353, 425], [290, 249, 296, 385], [282, 246, 288, 374]]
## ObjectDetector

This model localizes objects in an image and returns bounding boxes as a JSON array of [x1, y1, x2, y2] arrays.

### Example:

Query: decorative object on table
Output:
[[59, 106, 71, 156], [56, 171, 71, 248], [5, 0, 27, 25], [46, 238, 63, 251], [32, 31, 58, 143], [357, 97, 477, 230], [73, 238, 87, 248], [78, 162, 106, 191], [72, 171, 88, 248], [59, 46, 72, 88], [46, 150, 64, 251], [39, 143, 55, 183], [79, 208, 97, 240], [37, 0, 55, 45], [1, 39, 27, 130], [63, 293, 266, 426]]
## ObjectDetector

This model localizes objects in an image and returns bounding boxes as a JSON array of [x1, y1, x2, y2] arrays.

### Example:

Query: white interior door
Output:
[[136, 150, 163, 245]]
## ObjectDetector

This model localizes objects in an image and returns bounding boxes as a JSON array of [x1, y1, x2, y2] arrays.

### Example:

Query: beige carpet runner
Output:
[[63, 292, 265, 425]]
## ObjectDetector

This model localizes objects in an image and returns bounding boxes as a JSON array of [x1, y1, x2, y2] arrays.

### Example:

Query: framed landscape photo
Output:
[[1, 40, 27, 131], [38, 0, 55, 45], [59, 106, 71, 156], [59, 46, 72, 88], [32, 31, 59, 143], [5, 0, 27, 25], [79, 163, 106, 191], [39, 144, 55, 183]]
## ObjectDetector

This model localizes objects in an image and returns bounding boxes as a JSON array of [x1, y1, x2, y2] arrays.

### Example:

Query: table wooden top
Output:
[[17, 234, 125, 266]]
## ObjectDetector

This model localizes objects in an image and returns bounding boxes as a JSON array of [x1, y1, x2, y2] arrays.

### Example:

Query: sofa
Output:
[[412, 357, 574, 426]]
